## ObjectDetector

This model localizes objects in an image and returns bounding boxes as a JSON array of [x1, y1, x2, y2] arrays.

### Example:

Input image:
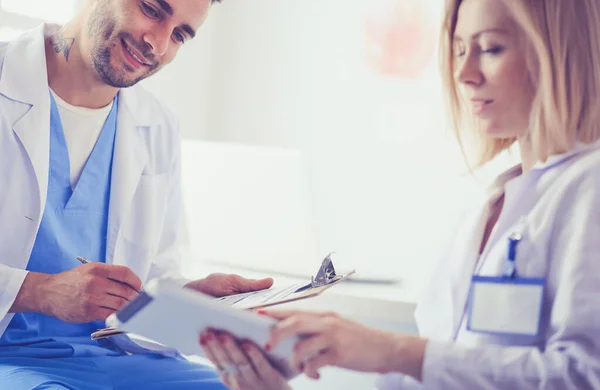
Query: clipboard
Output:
[[214, 252, 355, 309], [92, 253, 354, 340], [102, 279, 301, 378]]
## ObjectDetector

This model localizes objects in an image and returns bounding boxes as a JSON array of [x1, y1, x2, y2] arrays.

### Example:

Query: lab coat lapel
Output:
[[105, 88, 150, 265], [11, 104, 51, 221], [415, 196, 488, 340], [448, 201, 488, 338], [0, 24, 51, 222]]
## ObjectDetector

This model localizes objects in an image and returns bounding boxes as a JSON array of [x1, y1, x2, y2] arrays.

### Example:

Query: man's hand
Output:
[[185, 273, 274, 297], [12, 263, 143, 323]]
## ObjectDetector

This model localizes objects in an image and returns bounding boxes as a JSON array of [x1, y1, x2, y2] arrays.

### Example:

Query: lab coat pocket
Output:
[[121, 173, 168, 252]]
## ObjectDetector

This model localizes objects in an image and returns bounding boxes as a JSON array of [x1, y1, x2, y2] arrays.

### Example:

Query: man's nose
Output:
[[143, 26, 171, 57]]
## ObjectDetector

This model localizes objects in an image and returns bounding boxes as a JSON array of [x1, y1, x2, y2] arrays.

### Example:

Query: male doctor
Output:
[[0, 0, 273, 388]]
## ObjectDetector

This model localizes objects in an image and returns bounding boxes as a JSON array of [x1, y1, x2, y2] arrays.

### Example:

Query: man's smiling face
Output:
[[87, 0, 212, 88]]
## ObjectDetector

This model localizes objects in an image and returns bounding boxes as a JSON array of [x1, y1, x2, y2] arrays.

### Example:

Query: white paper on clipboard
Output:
[[215, 252, 355, 309], [215, 271, 355, 310]]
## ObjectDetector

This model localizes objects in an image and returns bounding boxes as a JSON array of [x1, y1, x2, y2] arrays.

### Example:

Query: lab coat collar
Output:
[[530, 139, 600, 172], [118, 86, 162, 128], [487, 164, 522, 200], [0, 24, 49, 106], [490, 139, 600, 194]]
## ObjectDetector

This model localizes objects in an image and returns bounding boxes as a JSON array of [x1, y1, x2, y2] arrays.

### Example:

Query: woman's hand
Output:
[[200, 330, 292, 390], [263, 310, 427, 381]]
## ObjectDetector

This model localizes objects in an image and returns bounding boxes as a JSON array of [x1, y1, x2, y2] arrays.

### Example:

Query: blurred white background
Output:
[[0, 0, 518, 293]]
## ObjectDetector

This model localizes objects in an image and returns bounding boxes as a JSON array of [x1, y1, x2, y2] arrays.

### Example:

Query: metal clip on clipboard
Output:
[[295, 252, 342, 293]]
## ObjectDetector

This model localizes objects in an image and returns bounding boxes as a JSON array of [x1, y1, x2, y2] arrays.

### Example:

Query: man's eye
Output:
[[173, 31, 185, 44], [142, 3, 159, 19]]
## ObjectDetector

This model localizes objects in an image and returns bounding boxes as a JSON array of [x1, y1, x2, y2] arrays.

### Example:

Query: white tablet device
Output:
[[106, 279, 299, 378]]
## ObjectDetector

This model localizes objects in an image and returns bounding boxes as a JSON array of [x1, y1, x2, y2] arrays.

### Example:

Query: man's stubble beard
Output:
[[86, 2, 159, 88]]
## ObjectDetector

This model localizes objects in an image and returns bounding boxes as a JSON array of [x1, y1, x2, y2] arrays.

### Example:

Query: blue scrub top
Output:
[[0, 92, 122, 358], [0, 92, 227, 390]]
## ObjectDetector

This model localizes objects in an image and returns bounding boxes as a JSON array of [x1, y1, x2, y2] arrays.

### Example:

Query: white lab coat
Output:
[[378, 141, 600, 389], [0, 24, 190, 338]]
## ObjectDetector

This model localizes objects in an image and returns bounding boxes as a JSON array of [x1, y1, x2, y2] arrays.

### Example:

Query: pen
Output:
[[503, 233, 522, 279], [77, 256, 91, 264]]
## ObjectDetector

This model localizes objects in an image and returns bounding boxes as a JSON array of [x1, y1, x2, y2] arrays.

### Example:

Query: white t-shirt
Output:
[[50, 89, 114, 189]]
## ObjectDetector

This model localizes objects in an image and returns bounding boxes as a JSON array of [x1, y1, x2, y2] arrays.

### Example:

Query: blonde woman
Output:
[[201, 0, 600, 388]]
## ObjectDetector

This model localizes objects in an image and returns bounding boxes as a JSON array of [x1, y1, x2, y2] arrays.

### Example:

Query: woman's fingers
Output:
[[199, 330, 291, 390], [200, 331, 220, 366], [258, 309, 304, 320], [204, 331, 243, 388], [291, 334, 331, 372], [259, 309, 328, 321], [303, 352, 334, 380], [243, 342, 292, 389], [243, 342, 281, 379], [222, 335, 252, 366], [268, 315, 328, 350], [205, 332, 233, 368], [220, 334, 260, 387], [200, 332, 233, 387]]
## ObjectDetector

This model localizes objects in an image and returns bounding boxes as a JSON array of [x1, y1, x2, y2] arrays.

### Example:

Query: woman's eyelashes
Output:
[[482, 46, 505, 55], [454, 44, 505, 58]]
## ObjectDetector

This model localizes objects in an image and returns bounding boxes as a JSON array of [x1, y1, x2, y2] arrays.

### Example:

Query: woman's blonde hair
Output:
[[441, 0, 600, 168]]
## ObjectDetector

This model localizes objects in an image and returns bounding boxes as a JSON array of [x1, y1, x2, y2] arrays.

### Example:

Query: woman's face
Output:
[[454, 0, 534, 139]]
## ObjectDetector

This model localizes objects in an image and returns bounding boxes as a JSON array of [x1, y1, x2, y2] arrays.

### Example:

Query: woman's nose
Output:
[[455, 53, 483, 87]]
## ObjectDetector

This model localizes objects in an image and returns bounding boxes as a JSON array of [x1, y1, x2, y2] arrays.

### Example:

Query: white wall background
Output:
[[182, 0, 517, 285]]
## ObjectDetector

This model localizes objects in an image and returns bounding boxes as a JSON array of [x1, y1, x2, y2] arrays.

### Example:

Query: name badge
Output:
[[467, 276, 545, 336], [467, 230, 545, 337]]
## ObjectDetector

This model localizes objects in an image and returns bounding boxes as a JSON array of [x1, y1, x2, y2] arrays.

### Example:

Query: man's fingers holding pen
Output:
[[83, 277, 138, 302], [38, 264, 142, 323], [96, 294, 130, 312], [105, 279, 139, 301], [95, 263, 143, 293]]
